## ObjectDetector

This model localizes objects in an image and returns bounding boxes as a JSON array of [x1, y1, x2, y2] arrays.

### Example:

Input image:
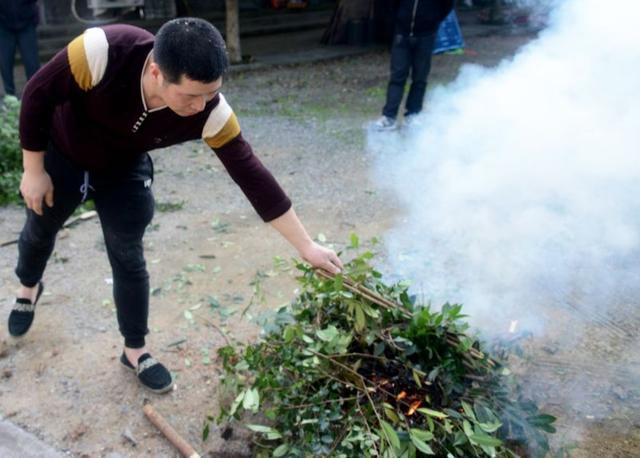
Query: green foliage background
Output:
[[0, 96, 23, 206]]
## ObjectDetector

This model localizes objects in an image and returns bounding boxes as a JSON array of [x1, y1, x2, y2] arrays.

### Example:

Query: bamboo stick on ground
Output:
[[143, 403, 201, 458]]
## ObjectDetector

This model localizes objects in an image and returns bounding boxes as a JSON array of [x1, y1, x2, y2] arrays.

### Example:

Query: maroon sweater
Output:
[[19, 24, 291, 222]]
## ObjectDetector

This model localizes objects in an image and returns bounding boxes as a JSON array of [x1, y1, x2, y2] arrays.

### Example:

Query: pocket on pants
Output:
[[122, 153, 154, 186]]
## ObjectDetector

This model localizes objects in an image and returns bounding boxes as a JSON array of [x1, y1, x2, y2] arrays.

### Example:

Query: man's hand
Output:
[[300, 241, 343, 275], [20, 169, 54, 216], [268, 207, 344, 274]]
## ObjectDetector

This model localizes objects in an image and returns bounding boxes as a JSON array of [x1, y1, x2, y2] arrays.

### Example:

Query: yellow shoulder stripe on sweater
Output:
[[202, 94, 241, 149], [67, 27, 109, 91]]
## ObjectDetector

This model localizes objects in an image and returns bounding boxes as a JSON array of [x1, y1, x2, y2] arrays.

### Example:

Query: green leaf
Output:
[[478, 421, 502, 433], [417, 408, 448, 419], [527, 414, 556, 426], [229, 391, 244, 416], [469, 433, 502, 447], [361, 303, 380, 318], [383, 403, 400, 424], [527, 414, 557, 433], [316, 325, 338, 342], [412, 369, 422, 388], [380, 420, 401, 450], [461, 401, 476, 421], [283, 325, 295, 343], [453, 431, 467, 446], [273, 444, 289, 457], [463, 420, 474, 438], [480, 444, 497, 456], [242, 387, 260, 412], [444, 419, 453, 434], [409, 429, 434, 442], [300, 419, 319, 425], [426, 415, 434, 433], [410, 435, 435, 455], [208, 296, 221, 309], [246, 424, 282, 440], [350, 232, 360, 248]]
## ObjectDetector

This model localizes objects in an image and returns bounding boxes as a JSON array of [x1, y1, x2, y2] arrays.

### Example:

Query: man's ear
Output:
[[149, 62, 162, 82]]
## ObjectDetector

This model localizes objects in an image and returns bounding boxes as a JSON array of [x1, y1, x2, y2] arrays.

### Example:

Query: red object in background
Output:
[[270, 0, 287, 8]]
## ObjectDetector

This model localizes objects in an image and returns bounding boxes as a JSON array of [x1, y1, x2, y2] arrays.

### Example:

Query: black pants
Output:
[[0, 23, 40, 97], [15, 145, 155, 348], [382, 33, 436, 119]]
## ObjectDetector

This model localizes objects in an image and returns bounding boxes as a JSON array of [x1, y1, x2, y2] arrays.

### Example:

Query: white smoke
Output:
[[369, 0, 640, 335]]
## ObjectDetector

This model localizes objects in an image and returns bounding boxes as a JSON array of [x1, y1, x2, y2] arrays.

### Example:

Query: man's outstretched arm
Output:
[[202, 94, 342, 272], [269, 207, 343, 274]]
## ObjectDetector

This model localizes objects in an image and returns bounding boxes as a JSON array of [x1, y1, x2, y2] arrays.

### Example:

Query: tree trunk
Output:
[[321, 0, 376, 45], [225, 0, 242, 64]]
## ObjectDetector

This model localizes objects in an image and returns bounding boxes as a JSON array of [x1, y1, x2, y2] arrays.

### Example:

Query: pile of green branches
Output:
[[0, 96, 23, 206], [214, 242, 556, 457]]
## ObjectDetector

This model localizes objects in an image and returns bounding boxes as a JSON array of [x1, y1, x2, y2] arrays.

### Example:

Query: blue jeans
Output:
[[382, 33, 436, 119], [0, 23, 40, 96]]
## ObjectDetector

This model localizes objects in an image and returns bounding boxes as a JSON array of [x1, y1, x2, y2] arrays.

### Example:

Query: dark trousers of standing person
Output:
[[0, 23, 40, 96], [15, 144, 155, 348], [382, 33, 436, 119]]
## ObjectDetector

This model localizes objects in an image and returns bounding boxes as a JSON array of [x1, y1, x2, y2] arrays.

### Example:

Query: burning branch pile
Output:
[[214, 244, 556, 457]]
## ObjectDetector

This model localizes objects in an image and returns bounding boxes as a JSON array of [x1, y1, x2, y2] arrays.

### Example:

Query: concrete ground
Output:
[[0, 419, 65, 457]]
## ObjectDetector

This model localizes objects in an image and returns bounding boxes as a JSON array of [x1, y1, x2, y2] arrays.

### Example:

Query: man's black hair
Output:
[[154, 17, 228, 84]]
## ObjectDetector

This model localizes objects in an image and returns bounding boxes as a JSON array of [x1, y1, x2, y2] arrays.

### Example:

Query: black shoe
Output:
[[120, 352, 174, 394], [8, 282, 44, 337]]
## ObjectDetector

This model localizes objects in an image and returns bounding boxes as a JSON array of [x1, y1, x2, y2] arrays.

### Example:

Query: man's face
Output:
[[157, 72, 222, 117]]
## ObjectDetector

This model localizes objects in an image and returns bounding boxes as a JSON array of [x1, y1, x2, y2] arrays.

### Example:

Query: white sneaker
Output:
[[403, 114, 422, 128], [373, 116, 397, 131]]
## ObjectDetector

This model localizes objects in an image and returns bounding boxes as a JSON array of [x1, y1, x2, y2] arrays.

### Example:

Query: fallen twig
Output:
[[1, 210, 97, 247], [166, 338, 188, 348], [194, 313, 231, 345]]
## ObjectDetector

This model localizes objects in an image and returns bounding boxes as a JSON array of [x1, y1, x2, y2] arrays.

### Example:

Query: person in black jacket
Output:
[[0, 0, 40, 97], [375, 0, 454, 130]]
